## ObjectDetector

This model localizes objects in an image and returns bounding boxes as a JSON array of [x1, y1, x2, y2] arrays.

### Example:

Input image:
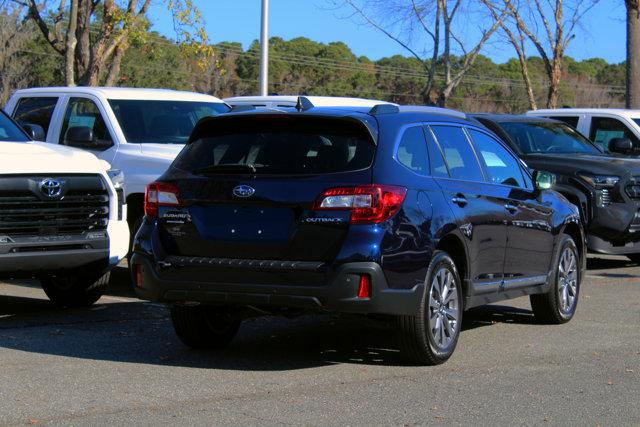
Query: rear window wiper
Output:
[[192, 164, 260, 175]]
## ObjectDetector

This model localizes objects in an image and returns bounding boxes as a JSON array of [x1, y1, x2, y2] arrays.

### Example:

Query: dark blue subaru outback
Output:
[[131, 99, 585, 365]]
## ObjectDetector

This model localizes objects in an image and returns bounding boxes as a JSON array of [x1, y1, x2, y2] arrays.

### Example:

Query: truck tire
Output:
[[40, 271, 110, 308], [396, 251, 463, 365], [170, 305, 241, 349], [530, 235, 580, 324]]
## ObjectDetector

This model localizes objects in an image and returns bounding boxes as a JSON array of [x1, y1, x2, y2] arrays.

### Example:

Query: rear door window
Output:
[[12, 97, 58, 136], [425, 127, 449, 178], [396, 126, 428, 175], [430, 125, 484, 182], [590, 117, 640, 151], [174, 116, 375, 175]]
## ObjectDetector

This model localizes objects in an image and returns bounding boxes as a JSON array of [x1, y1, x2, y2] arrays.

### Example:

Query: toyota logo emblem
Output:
[[39, 178, 63, 198], [233, 185, 255, 198]]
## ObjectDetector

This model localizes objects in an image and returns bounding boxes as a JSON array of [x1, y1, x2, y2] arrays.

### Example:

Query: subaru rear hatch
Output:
[[147, 113, 382, 263]]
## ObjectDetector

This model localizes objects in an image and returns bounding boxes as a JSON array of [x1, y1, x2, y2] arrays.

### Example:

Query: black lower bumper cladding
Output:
[[131, 253, 424, 316]]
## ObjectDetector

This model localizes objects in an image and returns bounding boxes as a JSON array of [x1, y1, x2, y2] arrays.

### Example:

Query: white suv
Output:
[[527, 108, 640, 154], [0, 110, 129, 306], [5, 87, 229, 233]]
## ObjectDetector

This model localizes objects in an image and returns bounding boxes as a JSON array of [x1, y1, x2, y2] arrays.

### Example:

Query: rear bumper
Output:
[[130, 253, 424, 316]]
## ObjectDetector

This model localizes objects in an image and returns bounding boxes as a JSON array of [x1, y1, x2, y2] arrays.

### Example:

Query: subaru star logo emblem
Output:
[[233, 185, 255, 198], [39, 178, 63, 198]]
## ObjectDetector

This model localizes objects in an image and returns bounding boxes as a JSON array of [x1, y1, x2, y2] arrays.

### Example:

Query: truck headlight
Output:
[[577, 173, 620, 189], [107, 169, 125, 190]]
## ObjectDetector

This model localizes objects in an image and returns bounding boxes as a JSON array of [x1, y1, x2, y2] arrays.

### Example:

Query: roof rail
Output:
[[369, 104, 400, 115], [398, 105, 466, 119], [295, 96, 314, 111]]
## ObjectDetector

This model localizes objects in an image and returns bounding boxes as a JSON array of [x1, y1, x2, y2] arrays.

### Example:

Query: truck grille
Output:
[[0, 175, 109, 237]]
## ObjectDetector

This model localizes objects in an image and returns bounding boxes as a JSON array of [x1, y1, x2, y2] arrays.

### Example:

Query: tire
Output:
[[170, 305, 241, 349], [40, 271, 110, 307], [530, 235, 580, 324], [626, 253, 640, 264], [396, 251, 463, 365]]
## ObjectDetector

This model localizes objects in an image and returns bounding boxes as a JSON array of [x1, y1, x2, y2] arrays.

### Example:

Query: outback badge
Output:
[[233, 185, 255, 198]]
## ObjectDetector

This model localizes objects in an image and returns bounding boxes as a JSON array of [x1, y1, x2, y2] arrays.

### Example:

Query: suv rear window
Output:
[[174, 116, 375, 175]]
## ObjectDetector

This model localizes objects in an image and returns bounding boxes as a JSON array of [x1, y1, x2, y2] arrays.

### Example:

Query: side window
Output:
[[425, 127, 449, 178], [590, 117, 639, 151], [430, 125, 484, 182], [550, 116, 579, 128], [396, 126, 428, 174], [12, 97, 58, 136], [468, 129, 528, 188], [60, 97, 113, 147]]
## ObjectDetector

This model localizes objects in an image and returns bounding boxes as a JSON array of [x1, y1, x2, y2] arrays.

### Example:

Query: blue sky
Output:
[[146, 0, 627, 64]]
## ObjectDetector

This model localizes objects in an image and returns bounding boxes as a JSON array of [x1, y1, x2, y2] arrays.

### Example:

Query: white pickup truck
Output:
[[527, 108, 640, 154], [5, 87, 229, 234], [0, 110, 129, 306]]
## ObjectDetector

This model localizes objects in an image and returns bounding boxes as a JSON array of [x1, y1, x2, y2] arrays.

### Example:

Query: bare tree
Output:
[[626, 0, 640, 108], [483, 0, 537, 109], [0, 5, 37, 104], [489, 0, 598, 109], [337, 0, 507, 106]]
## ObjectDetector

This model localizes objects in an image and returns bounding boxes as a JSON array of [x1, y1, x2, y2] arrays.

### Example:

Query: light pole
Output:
[[259, 0, 269, 96]]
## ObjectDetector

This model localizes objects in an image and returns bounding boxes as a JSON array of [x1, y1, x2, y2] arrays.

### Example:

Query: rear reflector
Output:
[[144, 182, 181, 218], [313, 184, 407, 224], [357, 274, 371, 299]]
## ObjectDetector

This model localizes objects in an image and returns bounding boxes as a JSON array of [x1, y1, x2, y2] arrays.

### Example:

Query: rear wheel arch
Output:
[[435, 233, 469, 298]]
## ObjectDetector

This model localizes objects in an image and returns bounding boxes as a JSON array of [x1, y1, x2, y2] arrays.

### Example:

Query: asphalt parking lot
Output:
[[0, 256, 638, 426]]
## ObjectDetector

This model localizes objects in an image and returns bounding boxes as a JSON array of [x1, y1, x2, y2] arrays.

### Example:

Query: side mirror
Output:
[[609, 137, 635, 154], [20, 123, 46, 141], [533, 170, 556, 190], [63, 126, 112, 150], [64, 126, 94, 147]]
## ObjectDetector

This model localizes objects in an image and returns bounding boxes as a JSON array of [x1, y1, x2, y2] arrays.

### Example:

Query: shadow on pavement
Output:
[[0, 281, 541, 370], [586, 255, 640, 279]]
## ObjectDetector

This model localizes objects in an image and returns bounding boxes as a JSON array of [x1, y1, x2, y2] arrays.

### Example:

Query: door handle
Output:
[[451, 194, 468, 207], [504, 202, 518, 213]]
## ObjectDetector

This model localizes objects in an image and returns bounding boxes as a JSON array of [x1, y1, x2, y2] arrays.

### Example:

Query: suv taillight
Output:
[[144, 182, 181, 218], [313, 185, 407, 224]]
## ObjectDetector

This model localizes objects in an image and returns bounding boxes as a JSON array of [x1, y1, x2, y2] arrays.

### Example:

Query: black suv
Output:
[[475, 115, 640, 263], [131, 100, 584, 365]]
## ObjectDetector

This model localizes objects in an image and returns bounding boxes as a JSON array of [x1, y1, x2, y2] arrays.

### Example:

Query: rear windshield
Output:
[[109, 99, 230, 144], [499, 121, 601, 155], [173, 116, 376, 175]]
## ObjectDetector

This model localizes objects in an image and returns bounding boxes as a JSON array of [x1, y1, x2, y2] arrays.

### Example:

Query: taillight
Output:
[[144, 182, 181, 218], [313, 184, 407, 224]]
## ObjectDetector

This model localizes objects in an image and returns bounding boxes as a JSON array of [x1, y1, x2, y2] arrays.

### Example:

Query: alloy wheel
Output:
[[428, 267, 460, 350], [557, 246, 578, 315]]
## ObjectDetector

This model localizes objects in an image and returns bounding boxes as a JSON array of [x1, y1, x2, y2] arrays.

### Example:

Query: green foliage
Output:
[[5, 12, 627, 113]]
